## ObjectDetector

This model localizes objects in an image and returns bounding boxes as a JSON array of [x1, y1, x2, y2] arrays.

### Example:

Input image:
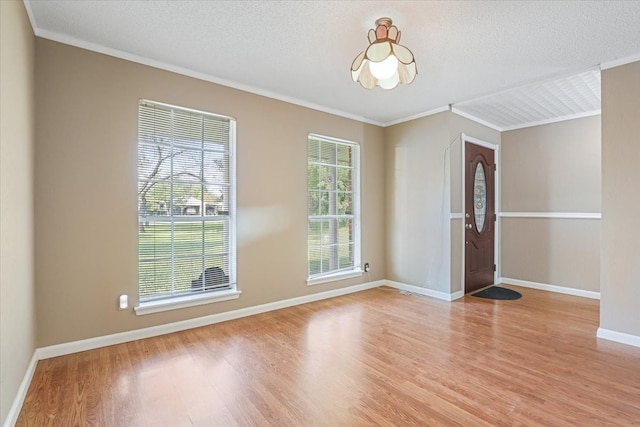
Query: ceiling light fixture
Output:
[[351, 17, 417, 90]]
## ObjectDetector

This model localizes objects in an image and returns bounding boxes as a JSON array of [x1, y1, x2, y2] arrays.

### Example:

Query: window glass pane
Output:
[[174, 222, 204, 257], [308, 138, 320, 162], [138, 147, 173, 216], [174, 256, 203, 294], [338, 219, 352, 244], [320, 245, 332, 274], [326, 219, 339, 271], [474, 163, 487, 233], [139, 221, 172, 260], [315, 191, 329, 216], [210, 186, 229, 215], [336, 168, 352, 191], [139, 106, 172, 140], [173, 149, 203, 183], [312, 220, 324, 243], [140, 181, 171, 216], [337, 192, 352, 215], [308, 220, 321, 242], [204, 221, 228, 255], [308, 164, 320, 191], [317, 165, 335, 191], [308, 219, 324, 274], [308, 190, 320, 216], [173, 110, 203, 146], [203, 116, 230, 150], [320, 141, 336, 165], [138, 143, 169, 180], [192, 256, 230, 292], [339, 244, 354, 269], [337, 144, 351, 167], [171, 184, 203, 216], [139, 260, 172, 299], [204, 151, 229, 185], [205, 255, 229, 278], [308, 244, 322, 276]]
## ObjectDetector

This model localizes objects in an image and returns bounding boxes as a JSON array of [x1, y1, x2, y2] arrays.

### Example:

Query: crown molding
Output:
[[600, 54, 640, 70], [382, 105, 451, 127]]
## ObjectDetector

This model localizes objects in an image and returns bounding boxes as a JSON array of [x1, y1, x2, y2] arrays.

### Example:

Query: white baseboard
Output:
[[2, 352, 39, 427], [597, 328, 640, 348], [450, 290, 465, 300], [38, 280, 385, 360], [384, 280, 464, 301], [500, 277, 600, 300]]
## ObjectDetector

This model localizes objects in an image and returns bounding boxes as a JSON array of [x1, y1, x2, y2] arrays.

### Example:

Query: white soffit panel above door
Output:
[[452, 69, 601, 131]]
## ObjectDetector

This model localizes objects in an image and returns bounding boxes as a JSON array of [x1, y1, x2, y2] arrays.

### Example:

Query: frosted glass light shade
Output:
[[369, 55, 398, 80], [351, 17, 417, 90]]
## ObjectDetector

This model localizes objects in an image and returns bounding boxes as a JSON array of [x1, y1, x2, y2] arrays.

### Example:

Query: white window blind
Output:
[[307, 134, 361, 280], [138, 100, 236, 302]]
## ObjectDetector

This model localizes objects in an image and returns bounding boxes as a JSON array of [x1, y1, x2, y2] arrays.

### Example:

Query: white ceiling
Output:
[[25, 1, 640, 128]]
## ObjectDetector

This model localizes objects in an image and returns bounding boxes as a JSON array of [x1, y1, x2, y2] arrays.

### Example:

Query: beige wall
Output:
[[501, 218, 600, 291], [34, 39, 386, 346], [0, 1, 36, 422], [601, 61, 640, 337], [500, 117, 601, 291], [384, 111, 499, 294], [384, 112, 450, 291], [501, 116, 601, 213]]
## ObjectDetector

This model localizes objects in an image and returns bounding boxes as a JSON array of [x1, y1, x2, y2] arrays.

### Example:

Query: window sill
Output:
[[307, 269, 363, 286], [135, 289, 242, 316]]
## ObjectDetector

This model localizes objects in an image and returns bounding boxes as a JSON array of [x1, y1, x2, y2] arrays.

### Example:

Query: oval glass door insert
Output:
[[473, 163, 487, 233]]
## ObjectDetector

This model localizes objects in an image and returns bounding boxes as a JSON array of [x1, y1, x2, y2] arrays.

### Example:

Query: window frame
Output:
[[306, 133, 362, 285], [135, 99, 239, 315]]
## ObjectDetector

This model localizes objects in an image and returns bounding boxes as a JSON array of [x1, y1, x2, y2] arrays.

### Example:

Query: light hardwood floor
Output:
[[16, 286, 640, 426]]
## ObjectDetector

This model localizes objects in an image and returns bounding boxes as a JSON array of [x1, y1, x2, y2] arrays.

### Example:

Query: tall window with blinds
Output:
[[138, 100, 236, 303], [307, 134, 361, 282]]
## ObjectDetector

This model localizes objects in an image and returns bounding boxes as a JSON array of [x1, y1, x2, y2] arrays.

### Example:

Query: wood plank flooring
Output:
[[16, 286, 640, 426]]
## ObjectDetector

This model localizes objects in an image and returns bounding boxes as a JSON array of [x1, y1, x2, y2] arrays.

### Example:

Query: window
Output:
[[137, 100, 236, 309], [307, 134, 361, 284]]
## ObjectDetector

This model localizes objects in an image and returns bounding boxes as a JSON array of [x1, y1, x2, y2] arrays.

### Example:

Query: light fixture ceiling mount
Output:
[[351, 17, 417, 90]]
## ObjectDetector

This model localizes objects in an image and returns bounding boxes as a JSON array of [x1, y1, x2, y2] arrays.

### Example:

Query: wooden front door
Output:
[[465, 142, 496, 293]]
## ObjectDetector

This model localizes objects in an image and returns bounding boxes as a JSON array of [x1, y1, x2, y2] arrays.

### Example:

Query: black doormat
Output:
[[472, 286, 522, 300]]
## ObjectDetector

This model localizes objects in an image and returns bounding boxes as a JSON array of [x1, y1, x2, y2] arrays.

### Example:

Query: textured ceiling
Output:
[[25, 1, 640, 128]]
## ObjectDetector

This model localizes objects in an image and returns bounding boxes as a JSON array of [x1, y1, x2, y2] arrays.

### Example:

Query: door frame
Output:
[[460, 133, 500, 293]]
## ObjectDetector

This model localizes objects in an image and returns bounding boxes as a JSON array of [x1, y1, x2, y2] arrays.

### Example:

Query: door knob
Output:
[[466, 223, 473, 229]]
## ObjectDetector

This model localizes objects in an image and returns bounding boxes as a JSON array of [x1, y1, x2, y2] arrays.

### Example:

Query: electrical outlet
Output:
[[364, 263, 370, 272], [119, 294, 128, 310]]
